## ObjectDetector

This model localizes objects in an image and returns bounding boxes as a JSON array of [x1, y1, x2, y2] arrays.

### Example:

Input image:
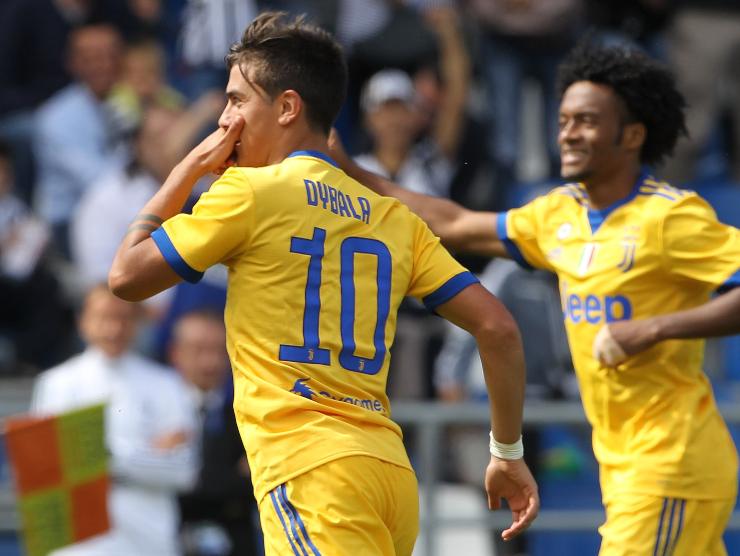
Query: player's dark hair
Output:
[[226, 11, 347, 134], [557, 41, 687, 166]]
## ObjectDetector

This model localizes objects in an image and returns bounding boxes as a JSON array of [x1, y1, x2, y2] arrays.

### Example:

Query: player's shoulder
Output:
[[528, 182, 588, 211], [635, 177, 711, 217]]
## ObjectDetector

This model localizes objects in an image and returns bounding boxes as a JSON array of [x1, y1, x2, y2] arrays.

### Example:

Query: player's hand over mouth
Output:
[[184, 115, 244, 176]]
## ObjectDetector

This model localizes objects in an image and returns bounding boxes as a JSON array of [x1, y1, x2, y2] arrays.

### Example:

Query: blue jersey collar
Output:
[[287, 150, 339, 168], [586, 171, 648, 235]]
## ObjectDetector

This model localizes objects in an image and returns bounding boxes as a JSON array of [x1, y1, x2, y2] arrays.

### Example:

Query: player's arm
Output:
[[328, 131, 507, 258], [595, 287, 740, 366], [436, 283, 539, 540], [595, 196, 740, 366], [108, 117, 244, 301]]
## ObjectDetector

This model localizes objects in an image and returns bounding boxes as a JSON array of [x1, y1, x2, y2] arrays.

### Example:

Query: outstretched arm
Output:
[[328, 132, 507, 258], [594, 287, 740, 366], [436, 283, 539, 540]]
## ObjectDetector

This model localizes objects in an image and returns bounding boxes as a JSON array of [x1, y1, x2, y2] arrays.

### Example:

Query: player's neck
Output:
[[269, 128, 330, 165], [583, 165, 642, 210]]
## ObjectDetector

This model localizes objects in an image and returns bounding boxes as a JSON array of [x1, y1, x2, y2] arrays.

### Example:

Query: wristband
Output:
[[489, 431, 524, 460]]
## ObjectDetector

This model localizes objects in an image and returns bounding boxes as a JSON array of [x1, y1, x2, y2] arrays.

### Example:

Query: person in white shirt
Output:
[[31, 284, 198, 556], [170, 309, 258, 556]]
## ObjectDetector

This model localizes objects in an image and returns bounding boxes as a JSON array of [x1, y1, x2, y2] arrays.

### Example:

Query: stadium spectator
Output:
[[0, 141, 73, 374], [467, 0, 584, 192], [33, 23, 127, 258], [108, 39, 186, 137], [71, 96, 223, 292], [176, 0, 259, 100], [171, 310, 260, 556], [355, 68, 452, 197], [662, 1, 740, 183], [0, 0, 92, 202], [108, 12, 539, 552], [333, 42, 740, 555], [30, 284, 198, 556]]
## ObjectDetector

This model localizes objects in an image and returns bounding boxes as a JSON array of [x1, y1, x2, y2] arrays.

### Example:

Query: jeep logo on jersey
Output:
[[562, 290, 633, 324]]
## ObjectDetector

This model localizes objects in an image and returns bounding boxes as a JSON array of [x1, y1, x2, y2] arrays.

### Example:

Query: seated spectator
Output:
[[355, 68, 454, 197], [0, 0, 92, 202], [0, 140, 73, 373], [33, 23, 127, 257], [108, 39, 186, 138], [71, 95, 223, 293], [170, 310, 259, 556], [30, 284, 198, 556]]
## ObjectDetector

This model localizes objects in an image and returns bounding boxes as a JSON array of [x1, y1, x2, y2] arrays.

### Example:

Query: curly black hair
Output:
[[557, 41, 687, 167]]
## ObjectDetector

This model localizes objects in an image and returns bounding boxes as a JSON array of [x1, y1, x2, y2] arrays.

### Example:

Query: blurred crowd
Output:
[[1, 0, 740, 554]]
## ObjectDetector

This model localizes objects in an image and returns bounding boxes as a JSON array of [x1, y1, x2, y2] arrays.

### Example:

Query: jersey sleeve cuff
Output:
[[151, 227, 204, 284], [496, 212, 534, 271], [717, 268, 740, 294], [423, 271, 479, 311]]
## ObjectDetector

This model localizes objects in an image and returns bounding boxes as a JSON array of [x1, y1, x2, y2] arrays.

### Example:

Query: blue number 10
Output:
[[279, 227, 392, 375]]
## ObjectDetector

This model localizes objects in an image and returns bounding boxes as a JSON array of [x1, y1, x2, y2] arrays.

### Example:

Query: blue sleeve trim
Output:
[[496, 212, 535, 271], [151, 227, 204, 284], [717, 268, 740, 294], [423, 271, 479, 311]]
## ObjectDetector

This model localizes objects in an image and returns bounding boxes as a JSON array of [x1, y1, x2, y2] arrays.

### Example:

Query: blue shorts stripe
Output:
[[661, 499, 678, 556], [280, 484, 322, 556], [270, 489, 302, 556], [653, 498, 669, 556], [277, 485, 310, 556], [667, 500, 686, 555]]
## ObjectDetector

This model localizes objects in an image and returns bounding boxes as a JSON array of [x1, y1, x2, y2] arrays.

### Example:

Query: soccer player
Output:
[[108, 12, 539, 555], [332, 43, 740, 555]]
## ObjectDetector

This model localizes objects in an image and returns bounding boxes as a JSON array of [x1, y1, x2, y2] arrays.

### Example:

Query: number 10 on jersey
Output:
[[279, 227, 392, 375]]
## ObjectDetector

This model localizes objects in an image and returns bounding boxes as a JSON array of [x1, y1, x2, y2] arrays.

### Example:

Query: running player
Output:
[[108, 12, 539, 555], [333, 42, 740, 555]]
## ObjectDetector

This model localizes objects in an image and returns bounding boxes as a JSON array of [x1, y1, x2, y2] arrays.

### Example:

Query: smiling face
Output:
[[218, 64, 282, 167], [558, 81, 640, 184]]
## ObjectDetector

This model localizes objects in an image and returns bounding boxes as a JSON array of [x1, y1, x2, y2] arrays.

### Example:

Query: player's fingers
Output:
[[224, 116, 244, 141], [488, 494, 501, 511]]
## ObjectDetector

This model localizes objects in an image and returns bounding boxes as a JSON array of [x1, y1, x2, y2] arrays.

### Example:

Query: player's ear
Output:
[[277, 90, 302, 126], [621, 122, 646, 152]]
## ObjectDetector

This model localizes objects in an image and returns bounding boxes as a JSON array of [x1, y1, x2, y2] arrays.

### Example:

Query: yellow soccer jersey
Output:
[[498, 174, 740, 501], [152, 151, 477, 502]]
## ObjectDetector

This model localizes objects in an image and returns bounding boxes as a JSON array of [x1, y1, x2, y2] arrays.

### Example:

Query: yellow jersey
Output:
[[152, 151, 477, 502], [499, 174, 740, 501]]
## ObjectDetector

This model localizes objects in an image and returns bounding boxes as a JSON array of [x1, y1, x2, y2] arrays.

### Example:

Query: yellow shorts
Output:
[[599, 495, 735, 556], [258, 455, 419, 556]]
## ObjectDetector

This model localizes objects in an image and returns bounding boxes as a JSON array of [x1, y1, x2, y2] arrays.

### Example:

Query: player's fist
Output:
[[593, 325, 628, 367]]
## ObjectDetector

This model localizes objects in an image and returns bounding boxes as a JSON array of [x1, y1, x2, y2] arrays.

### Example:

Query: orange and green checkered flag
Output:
[[3, 404, 110, 556]]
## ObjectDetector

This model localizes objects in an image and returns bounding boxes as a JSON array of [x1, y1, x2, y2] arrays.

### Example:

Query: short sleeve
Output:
[[497, 196, 553, 271], [407, 214, 479, 311], [662, 194, 740, 291], [152, 168, 254, 283]]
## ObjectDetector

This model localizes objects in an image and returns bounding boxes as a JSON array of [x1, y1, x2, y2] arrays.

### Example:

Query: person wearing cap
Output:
[[355, 68, 455, 198]]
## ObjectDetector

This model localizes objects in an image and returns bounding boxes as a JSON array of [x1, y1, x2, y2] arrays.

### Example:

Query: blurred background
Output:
[[0, 0, 739, 555]]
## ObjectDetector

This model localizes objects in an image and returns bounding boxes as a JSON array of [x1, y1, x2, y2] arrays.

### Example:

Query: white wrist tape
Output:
[[489, 431, 524, 460]]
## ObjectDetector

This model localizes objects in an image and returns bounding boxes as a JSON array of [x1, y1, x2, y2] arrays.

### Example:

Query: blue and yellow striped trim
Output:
[[270, 484, 322, 556], [653, 498, 686, 556]]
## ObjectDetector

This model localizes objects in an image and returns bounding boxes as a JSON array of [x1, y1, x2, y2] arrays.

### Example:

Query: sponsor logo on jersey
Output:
[[289, 378, 385, 412], [561, 283, 632, 324]]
